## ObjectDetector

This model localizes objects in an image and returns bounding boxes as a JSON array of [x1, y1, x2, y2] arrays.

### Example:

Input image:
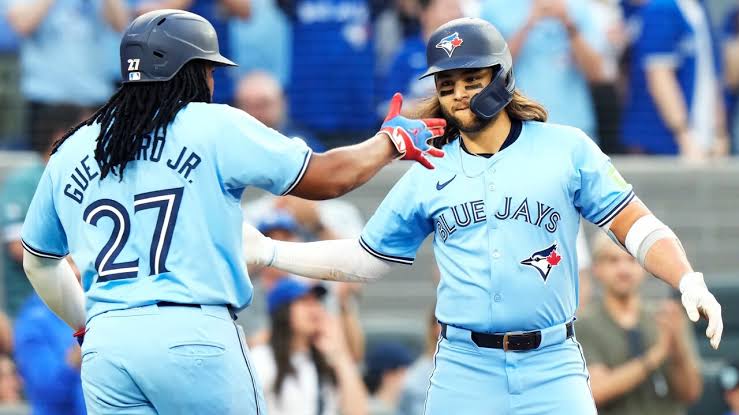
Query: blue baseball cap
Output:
[[267, 278, 327, 314], [365, 342, 415, 375], [256, 210, 300, 235]]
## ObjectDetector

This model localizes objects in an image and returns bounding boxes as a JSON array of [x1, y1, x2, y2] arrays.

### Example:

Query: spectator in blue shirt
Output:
[[722, 361, 739, 415], [14, 293, 86, 415], [278, 0, 377, 141], [620, 0, 729, 158], [381, 0, 463, 112], [4, 0, 129, 148], [723, 5, 739, 154], [480, 0, 605, 139]]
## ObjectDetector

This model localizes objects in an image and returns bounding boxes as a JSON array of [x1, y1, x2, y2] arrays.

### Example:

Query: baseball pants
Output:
[[80, 304, 266, 414], [424, 322, 597, 415]]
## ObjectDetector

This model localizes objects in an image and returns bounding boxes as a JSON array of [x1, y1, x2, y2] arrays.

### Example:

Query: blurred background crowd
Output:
[[0, 0, 738, 414]]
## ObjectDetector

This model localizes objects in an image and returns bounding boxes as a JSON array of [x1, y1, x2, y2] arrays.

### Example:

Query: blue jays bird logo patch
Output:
[[436, 32, 464, 57], [520, 243, 562, 282]]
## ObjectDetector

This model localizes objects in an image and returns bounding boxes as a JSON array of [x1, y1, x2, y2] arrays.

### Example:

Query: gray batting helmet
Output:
[[120, 9, 237, 83], [420, 18, 515, 120]]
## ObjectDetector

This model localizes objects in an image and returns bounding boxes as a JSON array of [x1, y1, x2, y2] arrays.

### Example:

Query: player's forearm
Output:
[[6, 0, 56, 37], [289, 134, 398, 200], [22, 252, 86, 330], [609, 202, 690, 289], [645, 66, 690, 140], [243, 222, 392, 282]]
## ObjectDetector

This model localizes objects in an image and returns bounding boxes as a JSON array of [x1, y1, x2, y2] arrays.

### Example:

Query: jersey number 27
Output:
[[83, 187, 183, 282]]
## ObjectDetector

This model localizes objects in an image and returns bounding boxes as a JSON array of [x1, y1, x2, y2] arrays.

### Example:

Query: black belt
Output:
[[157, 301, 238, 321], [440, 321, 574, 351]]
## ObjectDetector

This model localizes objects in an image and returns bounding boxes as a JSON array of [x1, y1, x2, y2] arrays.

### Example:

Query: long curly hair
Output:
[[52, 60, 212, 180]]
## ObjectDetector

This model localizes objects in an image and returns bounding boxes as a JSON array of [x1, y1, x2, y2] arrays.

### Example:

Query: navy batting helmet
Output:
[[420, 18, 515, 120], [120, 9, 237, 83]]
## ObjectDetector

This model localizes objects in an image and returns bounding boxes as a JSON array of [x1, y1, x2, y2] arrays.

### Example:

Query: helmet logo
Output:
[[436, 32, 464, 57]]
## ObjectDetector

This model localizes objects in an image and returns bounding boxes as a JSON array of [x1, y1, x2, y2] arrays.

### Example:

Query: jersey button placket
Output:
[[485, 171, 500, 326]]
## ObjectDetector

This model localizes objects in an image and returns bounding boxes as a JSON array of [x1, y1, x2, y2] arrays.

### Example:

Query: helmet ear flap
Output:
[[470, 67, 515, 120]]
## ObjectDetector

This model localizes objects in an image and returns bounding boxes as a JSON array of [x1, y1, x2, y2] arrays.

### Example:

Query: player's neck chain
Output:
[[458, 139, 498, 179]]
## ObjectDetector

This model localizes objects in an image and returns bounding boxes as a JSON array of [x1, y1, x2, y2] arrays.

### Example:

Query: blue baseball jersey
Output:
[[621, 0, 720, 154], [21, 103, 312, 321], [360, 121, 633, 333]]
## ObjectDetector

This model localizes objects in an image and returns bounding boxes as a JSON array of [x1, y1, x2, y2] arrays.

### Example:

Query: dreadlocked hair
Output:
[[414, 89, 548, 149], [52, 60, 212, 180]]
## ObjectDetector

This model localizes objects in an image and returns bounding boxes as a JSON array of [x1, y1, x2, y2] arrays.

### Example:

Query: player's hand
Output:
[[679, 272, 723, 349], [242, 222, 276, 267], [379, 93, 446, 169]]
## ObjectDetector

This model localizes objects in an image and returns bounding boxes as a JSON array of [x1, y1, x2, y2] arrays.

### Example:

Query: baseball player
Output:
[[19, 9, 445, 415], [244, 18, 724, 414]]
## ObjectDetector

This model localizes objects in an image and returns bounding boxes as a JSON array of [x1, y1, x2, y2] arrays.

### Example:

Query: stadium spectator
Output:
[[723, 4, 739, 154], [620, 0, 729, 158], [251, 278, 368, 415], [588, 0, 628, 154], [374, 0, 422, 74], [235, 71, 325, 151], [364, 341, 414, 415], [230, 0, 291, 86], [278, 0, 377, 142], [722, 362, 739, 415], [0, 104, 82, 317], [397, 306, 440, 415], [381, 0, 464, 108], [132, 0, 251, 103], [577, 233, 702, 415], [0, 355, 21, 406], [0, 13, 21, 147], [241, 211, 366, 363], [480, 0, 605, 139], [14, 291, 85, 415], [4, 0, 128, 148]]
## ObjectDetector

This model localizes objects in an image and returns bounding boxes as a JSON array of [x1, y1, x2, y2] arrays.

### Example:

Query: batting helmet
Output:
[[120, 9, 237, 83], [420, 18, 515, 120]]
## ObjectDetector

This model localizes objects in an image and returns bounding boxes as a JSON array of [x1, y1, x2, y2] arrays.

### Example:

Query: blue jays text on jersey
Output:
[[21, 103, 312, 322], [360, 120, 634, 334]]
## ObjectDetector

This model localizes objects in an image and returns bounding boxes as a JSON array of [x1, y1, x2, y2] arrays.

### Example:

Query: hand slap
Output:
[[380, 93, 446, 169]]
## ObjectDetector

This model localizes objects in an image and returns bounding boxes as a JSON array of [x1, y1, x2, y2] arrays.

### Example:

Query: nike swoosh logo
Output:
[[436, 175, 456, 191]]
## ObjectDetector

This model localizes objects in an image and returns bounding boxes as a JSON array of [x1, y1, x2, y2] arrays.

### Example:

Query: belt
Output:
[[440, 321, 574, 352], [157, 301, 238, 321]]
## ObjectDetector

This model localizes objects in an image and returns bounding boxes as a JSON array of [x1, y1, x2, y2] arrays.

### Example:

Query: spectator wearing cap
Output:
[[364, 341, 414, 415], [250, 278, 368, 415], [723, 362, 739, 415]]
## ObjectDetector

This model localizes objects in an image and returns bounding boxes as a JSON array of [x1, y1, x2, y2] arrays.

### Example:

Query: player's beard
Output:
[[440, 103, 495, 133]]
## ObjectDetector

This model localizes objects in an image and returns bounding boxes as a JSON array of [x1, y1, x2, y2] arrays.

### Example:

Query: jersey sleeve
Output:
[[20, 169, 68, 259], [572, 131, 634, 228], [216, 107, 312, 196], [359, 166, 433, 265], [637, 1, 685, 68]]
